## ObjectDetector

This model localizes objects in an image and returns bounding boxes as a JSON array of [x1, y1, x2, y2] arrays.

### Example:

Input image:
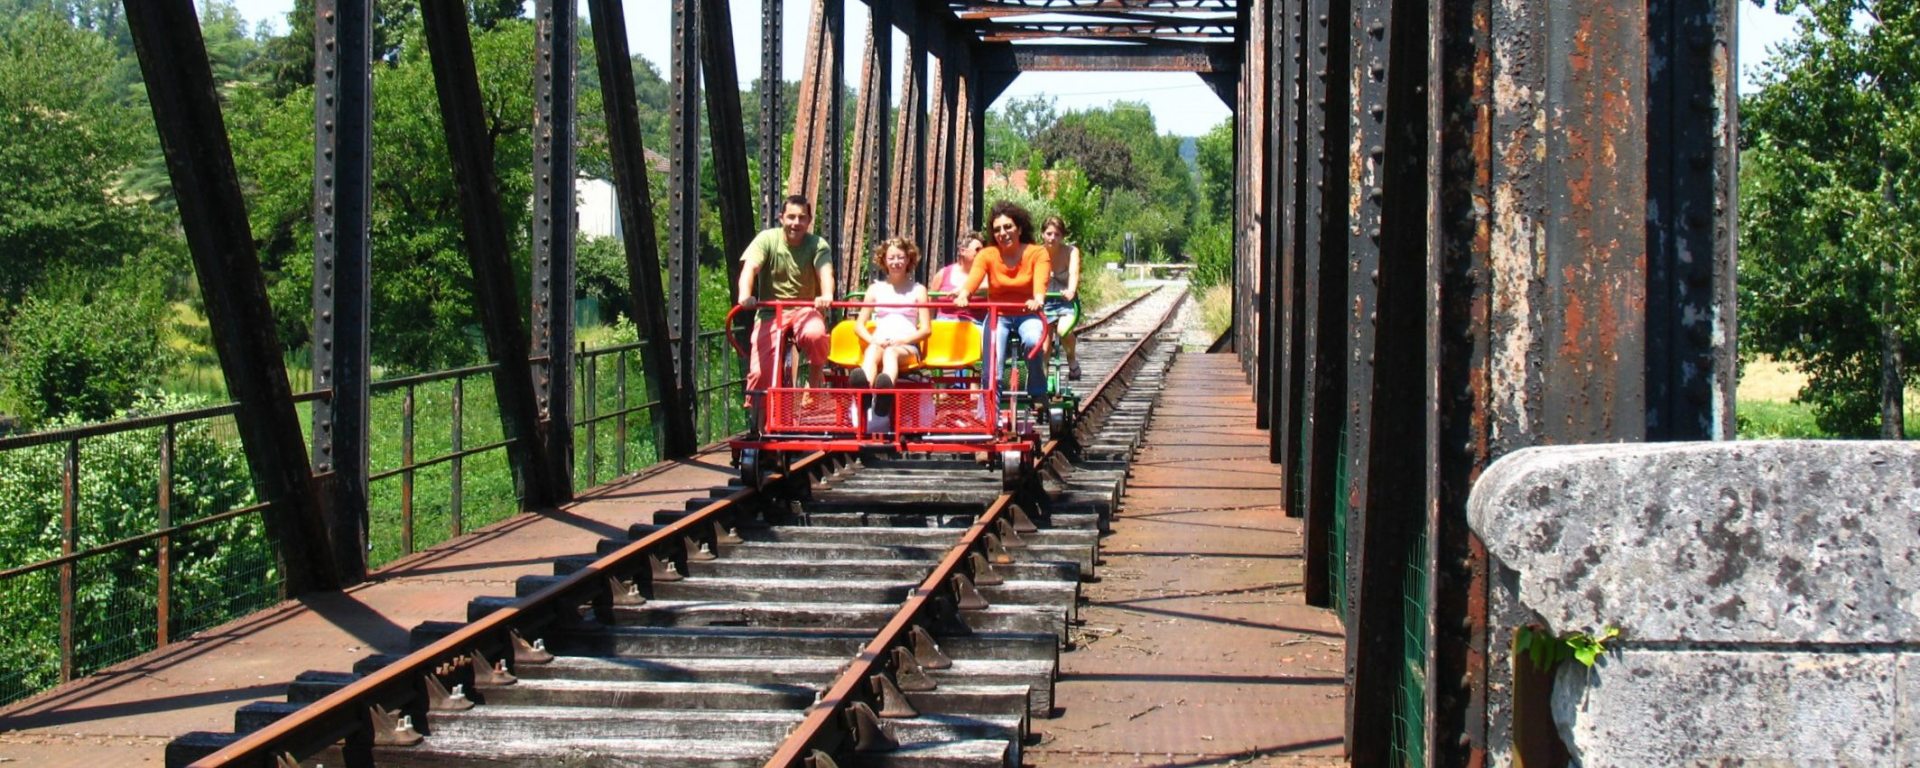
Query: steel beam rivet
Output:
[[1370, 227, 1382, 241], [1318, 14, 1329, 25]]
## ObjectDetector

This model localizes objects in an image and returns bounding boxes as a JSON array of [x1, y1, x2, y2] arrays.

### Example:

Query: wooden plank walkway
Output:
[[0, 453, 742, 767], [1030, 352, 1346, 766]]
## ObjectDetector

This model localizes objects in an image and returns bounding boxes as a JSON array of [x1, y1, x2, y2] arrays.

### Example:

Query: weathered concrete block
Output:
[[1551, 650, 1904, 765], [1470, 441, 1920, 644], [1468, 440, 1920, 766]]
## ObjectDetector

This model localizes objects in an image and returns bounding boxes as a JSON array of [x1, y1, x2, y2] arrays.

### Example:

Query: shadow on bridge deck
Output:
[[0, 453, 740, 767], [1030, 352, 1346, 767]]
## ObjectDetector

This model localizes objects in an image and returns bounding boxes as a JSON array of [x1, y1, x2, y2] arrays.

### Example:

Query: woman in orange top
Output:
[[954, 200, 1053, 404]]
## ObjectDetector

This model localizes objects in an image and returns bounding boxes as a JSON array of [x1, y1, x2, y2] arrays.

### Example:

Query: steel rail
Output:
[[185, 451, 830, 768], [1072, 283, 1166, 335], [764, 285, 1187, 766]]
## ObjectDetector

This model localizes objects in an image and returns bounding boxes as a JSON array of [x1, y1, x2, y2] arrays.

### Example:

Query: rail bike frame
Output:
[[726, 300, 1048, 487]]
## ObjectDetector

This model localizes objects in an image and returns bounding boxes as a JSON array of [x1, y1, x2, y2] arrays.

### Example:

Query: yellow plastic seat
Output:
[[919, 319, 983, 370], [828, 320, 869, 368]]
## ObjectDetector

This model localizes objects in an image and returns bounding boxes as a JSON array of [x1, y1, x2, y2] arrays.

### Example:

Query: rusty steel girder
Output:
[[311, 0, 373, 579], [978, 42, 1237, 73], [531, 0, 578, 500], [760, 0, 784, 227], [587, 0, 695, 457], [702, 0, 758, 289], [668, 0, 700, 424], [125, 0, 347, 593]]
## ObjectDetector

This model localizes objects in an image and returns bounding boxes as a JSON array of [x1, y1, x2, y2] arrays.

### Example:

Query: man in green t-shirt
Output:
[[735, 195, 835, 395]]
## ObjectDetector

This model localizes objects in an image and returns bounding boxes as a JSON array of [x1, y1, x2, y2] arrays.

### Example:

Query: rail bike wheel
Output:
[[740, 448, 765, 490], [1000, 448, 1025, 491]]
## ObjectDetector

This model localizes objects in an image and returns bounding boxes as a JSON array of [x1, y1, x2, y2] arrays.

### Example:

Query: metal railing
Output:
[[0, 396, 317, 704], [0, 335, 746, 707]]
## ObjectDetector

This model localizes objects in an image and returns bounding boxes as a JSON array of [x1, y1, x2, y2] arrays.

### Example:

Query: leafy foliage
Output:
[[0, 271, 172, 425], [1515, 625, 1619, 671], [1740, 0, 1920, 436], [0, 11, 168, 316], [0, 392, 267, 704]]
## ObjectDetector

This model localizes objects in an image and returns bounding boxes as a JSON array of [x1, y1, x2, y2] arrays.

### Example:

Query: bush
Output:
[[1, 273, 172, 425], [0, 392, 268, 704], [1186, 220, 1232, 290]]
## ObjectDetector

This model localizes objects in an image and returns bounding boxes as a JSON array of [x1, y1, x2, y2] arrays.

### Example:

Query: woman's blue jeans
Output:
[[988, 313, 1049, 403]]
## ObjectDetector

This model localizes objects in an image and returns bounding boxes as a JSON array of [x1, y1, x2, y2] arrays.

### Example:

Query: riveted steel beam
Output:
[[1248, 0, 1272, 429], [125, 0, 345, 594], [759, 0, 784, 227], [1432, 0, 1495, 756], [668, 0, 700, 428], [979, 42, 1234, 73], [824, 0, 847, 267], [957, 0, 1237, 16], [888, 22, 928, 248], [1646, 0, 1736, 440], [788, 0, 830, 207], [841, 10, 891, 295], [702, 0, 757, 291], [955, 65, 983, 239], [1299, 0, 1350, 612], [982, 28, 1232, 42], [1342, 0, 1440, 756], [925, 58, 958, 273], [531, 0, 578, 500], [962, 9, 1236, 23], [419, 2, 560, 511], [587, 0, 695, 457], [311, 0, 372, 581]]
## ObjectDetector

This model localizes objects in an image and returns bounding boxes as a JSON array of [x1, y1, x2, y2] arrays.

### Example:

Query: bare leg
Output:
[[859, 342, 882, 387], [879, 345, 906, 387]]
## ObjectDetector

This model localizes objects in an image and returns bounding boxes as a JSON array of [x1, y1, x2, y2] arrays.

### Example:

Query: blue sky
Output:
[[231, 0, 1800, 138]]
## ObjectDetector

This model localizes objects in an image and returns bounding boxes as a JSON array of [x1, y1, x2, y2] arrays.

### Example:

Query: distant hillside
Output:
[[1179, 136, 1199, 171]]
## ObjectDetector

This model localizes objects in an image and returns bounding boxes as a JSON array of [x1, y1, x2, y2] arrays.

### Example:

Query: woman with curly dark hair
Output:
[[953, 201, 1052, 406]]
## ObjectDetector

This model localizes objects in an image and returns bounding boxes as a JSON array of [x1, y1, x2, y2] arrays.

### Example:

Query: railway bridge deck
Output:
[[0, 350, 1343, 767]]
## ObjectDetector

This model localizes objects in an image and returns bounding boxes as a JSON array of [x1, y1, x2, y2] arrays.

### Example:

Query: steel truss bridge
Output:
[[98, 0, 1734, 763]]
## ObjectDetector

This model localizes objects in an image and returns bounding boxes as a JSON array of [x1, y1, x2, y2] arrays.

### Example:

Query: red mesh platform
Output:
[[766, 389, 860, 432], [897, 389, 992, 433]]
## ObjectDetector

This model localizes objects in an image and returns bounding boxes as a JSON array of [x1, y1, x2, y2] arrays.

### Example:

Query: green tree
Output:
[[1194, 120, 1234, 223], [233, 17, 609, 371], [985, 94, 1057, 169], [1740, 0, 1920, 436], [1033, 119, 1134, 192], [0, 12, 169, 315], [0, 270, 172, 424]]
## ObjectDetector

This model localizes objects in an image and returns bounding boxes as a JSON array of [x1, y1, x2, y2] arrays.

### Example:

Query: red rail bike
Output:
[[726, 300, 1047, 490]]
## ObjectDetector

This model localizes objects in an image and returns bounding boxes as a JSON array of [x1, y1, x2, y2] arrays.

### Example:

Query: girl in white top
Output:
[[855, 238, 932, 389]]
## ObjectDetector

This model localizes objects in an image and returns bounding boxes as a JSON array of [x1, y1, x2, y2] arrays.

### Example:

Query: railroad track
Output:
[[170, 285, 1190, 768]]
